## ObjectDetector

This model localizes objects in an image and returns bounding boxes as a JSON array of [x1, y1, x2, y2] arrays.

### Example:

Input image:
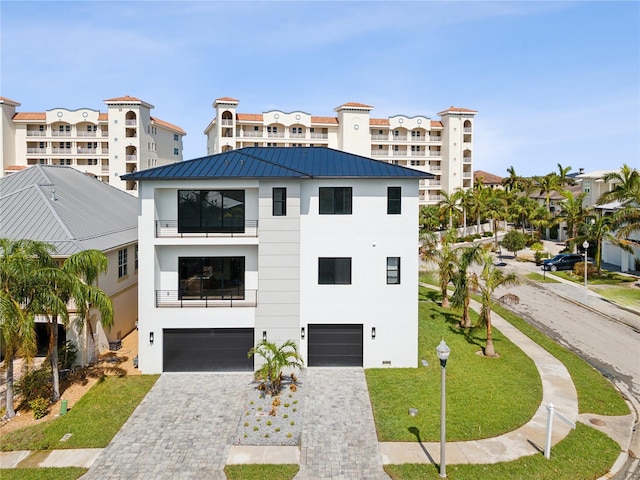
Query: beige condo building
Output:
[[0, 96, 186, 195], [204, 97, 477, 204]]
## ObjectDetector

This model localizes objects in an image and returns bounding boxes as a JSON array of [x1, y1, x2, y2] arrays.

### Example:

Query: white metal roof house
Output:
[[122, 147, 430, 373], [0, 165, 139, 364]]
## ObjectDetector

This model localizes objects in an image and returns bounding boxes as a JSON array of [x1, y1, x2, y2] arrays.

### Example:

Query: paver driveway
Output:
[[81, 373, 252, 480]]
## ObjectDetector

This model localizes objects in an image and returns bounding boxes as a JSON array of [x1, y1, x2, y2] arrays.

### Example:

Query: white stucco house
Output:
[[122, 147, 429, 373], [0, 165, 138, 364]]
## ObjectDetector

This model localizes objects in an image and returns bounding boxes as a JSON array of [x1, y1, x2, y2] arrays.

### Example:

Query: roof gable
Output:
[[122, 147, 431, 181]]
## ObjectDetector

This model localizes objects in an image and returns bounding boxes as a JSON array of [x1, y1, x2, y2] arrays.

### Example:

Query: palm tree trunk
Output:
[[5, 352, 16, 418], [485, 309, 496, 357], [441, 285, 449, 308], [461, 291, 471, 328], [48, 318, 61, 402]]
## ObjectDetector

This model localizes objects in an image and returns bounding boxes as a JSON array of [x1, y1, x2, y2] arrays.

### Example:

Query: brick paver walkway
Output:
[[81, 373, 251, 480], [294, 368, 390, 480]]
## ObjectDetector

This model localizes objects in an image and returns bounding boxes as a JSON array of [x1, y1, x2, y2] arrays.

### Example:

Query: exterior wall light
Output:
[[301, 327, 305, 339], [149, 332, 154, 345], [263, 331, 267, 341], [371, 327, 376, 339]]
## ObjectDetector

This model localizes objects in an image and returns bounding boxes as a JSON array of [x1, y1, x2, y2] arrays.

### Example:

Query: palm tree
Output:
[[470, 251, 520, 357], [529, 205, 552, 240], [455, 188, 476, 237], [578, 213, 615, 275], [419, 205, 441, 233], [508, 195, 537, 234], [556, 190, 587, 251], [450, 243, 484, 328], [248, 340, 304, 396], [36, 250, 114, 401], [471, 184, 491, 235], [556, 163, 575, 187], [598, 165, 640, 246], [533, 173, 562, 211], [484, 189, 508, 249], [422, 229, 458, 308], [438, 190, 461, 230], [501, 166, 522, 192], [0, 238, 54, 417]]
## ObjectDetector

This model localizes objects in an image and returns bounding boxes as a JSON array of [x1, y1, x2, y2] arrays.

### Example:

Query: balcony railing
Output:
[[77, 148, 97, 154], [102, 148, 109, 154], [52, 148, 72, 154], [463, 157, 472, 163], [101, 165, 109, 173], [463, 172, 472, 179], [242, 131, 263, 137], [27, 148, 47, 154], [429, 136, 442, 142], [267, 132, 284, 138], [290, 132, 305, 138], [27, 131, 47, 137], [77, 131, 97, 137], [464, 127, 472, 133], [221, 119, 233, 126], [101, 131, 109, 137], [125, 120, 137, 126], [371, 150, 388, 156], [429, 151, 442, 157], [126, 155, 137, 162], [391, 150, 407, 156], [156, 289, 257, 308], [371, 134, 388, 141], [411, 151, 426, 156], [52, 131, 71, 137], [310, 133, 328, 139], [411, 137, 425, 142], [393, 135, 408, 141], [155, 220, 258, 238]]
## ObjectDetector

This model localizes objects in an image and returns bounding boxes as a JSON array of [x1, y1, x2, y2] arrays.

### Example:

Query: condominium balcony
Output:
[[125, 120, 137, 126], [241, 131, 263, 138], [391, 150, 408, 156], [26, 130, 47, 137], [77, 131, 97, 137], [52, 131, 71, 137], [126, 155, 137, 162], [393, 135, 408, 141], [101, 165, 109, 173], [463, 157, 472, 163], [429, 166, 442, 172], [411, 151, 426, 156], [429, 136, 442, 142], [463, 172, 472, 179], [371, 134, 388, 141], [77, 148, 97, 154], [27, 148, 47, 154], [371, 150, 388, 156], [428, 195, 443, 202], [52, 148, 72, 154], [155, 219, 259, 238], [267, 132, 284, 138], [155, 289, 257, 308], [310, 133, 328, 139], [411, 137, 426, 142], [464, 127, 472, 133], [221, 119, 234, 126], [102, 148, 109, 154], [101, 131, 109, 137], [290, 133, 305, 139], [429, 151, 442, 157]]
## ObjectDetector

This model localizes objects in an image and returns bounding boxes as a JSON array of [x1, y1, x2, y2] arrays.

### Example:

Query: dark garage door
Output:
[[163, 328, 254, 372], [308, 324, 363, 367]]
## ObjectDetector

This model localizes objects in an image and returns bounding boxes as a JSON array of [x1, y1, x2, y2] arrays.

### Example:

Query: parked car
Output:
[[541, 254, 584, 272]]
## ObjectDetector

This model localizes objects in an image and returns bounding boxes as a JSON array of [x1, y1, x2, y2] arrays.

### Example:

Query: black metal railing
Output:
[[155, 220, 258, 238], [155, 289, 257, 308]]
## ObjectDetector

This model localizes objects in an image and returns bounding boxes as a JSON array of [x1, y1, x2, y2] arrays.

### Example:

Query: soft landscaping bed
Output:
[[224, 464, 299, 480], [0, 375, 159, 451], [0, 467, 87, 480]]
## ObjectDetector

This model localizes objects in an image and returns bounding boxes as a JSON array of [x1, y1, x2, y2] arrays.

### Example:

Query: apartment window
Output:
[[387, 257, 400, 284], [583, 180, 591, 194], [318, 258, 351, 285], [254, 126, 260, 131], [267, 126, 277, 133], [87, 159, 98, 165], [179, 257, 245, 300], [39, 125, 45, 131], [173, 148, 179, 155], [174, 133, 179, 141], [273, 187, 287, 216], [319, 187, 352, 215], [38, 159, 46, 165], [134, 245, 138, 271], [178, 190, 245, 233], [387, 187, 401, 214], [118, 248, 128, 278]]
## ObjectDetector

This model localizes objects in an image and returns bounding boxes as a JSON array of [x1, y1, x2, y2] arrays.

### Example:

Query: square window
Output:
[[318, 258, 351, 285], [387, 187, 401, 214], [387, 257, 400, 284], [273, 187, 287, 216], [319, 187, 352, 215]]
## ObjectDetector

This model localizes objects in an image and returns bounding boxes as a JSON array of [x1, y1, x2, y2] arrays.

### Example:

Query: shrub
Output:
[[29, 397, 49, 420], [534, 251, 543, 266], [58, 340, 78, 370], [16, 365, 52, 404], [501, 230, 527, 258], [482, 231, 493, 237], [530, 242, 544, 252], [573, 262, 597, 278]]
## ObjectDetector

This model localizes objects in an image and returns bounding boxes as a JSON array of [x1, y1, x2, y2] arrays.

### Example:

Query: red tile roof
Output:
[[438, 106, 478, 115], [311, 116, 338, 124], [13, 112, 46, 120], [370, 118, 390, 126], [339, 102, 374, 109], [431, 121, 443, 128], [103, 95, 143, 103], [215, 97, 240, 103], [98, 113, 108, 121], [237, 113, 264, 122], [474, 170, 503, 184], [150, 116, 186, 135], [5, 165, 27, 171]]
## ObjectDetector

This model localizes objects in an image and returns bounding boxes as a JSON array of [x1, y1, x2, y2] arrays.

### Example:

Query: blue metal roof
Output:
[[122, 147, 433, 181]]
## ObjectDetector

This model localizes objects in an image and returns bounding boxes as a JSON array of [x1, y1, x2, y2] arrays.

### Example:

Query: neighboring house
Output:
[[204, 97, 476, 205], [0, 165, 138, 364], [576, 168, 639, 272], [0, 96, 186, 196], [530, 184, 583, 242], [122, 147, 429, 373], [473, 170, 503, 189]]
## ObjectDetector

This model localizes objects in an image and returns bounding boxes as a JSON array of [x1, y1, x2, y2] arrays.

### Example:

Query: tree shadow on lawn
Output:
[[439, 310, 496, 353]]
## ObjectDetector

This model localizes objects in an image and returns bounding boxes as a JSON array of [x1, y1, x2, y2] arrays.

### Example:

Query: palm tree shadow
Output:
[[408, 426, 436, 465], [440, 311, 485, 350]]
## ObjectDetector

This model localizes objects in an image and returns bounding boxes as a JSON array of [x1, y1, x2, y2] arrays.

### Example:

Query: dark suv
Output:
[[541, 254, 584, 272]]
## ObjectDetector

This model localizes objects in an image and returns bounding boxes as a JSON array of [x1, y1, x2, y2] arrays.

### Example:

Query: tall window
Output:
[[118, 248, 128, 278], [273, 187, 287, 216], [179, 257, 245, 300], [134, 245, 139, 271], [178, 190, 245, 233], [318, 258, 352, 285], [319, 187, 352, 215], [387, 257, 400, 284], [387, 187, 401, 214]]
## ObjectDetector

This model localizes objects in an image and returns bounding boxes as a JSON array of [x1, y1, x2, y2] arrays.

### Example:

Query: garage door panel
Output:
[[308, 324, 363, 367], [163, 328, 254, 372]]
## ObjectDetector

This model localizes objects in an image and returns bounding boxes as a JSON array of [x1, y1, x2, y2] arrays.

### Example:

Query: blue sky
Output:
[[2, 1, 638, 178]]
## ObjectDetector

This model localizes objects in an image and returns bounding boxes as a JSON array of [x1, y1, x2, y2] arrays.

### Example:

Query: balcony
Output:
[[125, 120, 137, 126], [102, 148, 109, 154], [156, 289, 257, 308], [101, 165, 109, 173], [393, 135, 408, 141], [155, 219, 259, 238], [310, 133, 328, 139], [52, 131, 71, 137], [429, 136, 442, 142], [371, 134, 388, 141], [411, 137, 425, 142], [290, 132, 305, 139], [267, 132, 284, 138], [77, 131, 97, 137], [463, 172, 472, 179], [27, 131, 46, 137], [77, 148, 97, 154], [221, 119, 234, 126], [27, 148, 47, 154], [391, 150, 408, 156], [429, 166, 442, 172], [242, 131, 263, 138], [463, 157, 472, 163], [126, 155, 137, 162], [411, 151, 426, 156], [464, 127, 472, 133], [429, 151, 442, 157], [371, 150, 388, 156], [52, 148, 72, 154], [101, 131, 109, 137]]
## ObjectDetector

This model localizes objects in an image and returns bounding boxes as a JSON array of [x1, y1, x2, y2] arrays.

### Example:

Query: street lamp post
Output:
[[582, 241, 589, 288], [436, 339, 451, 478]]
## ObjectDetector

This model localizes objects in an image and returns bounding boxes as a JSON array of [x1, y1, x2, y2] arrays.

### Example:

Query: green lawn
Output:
[[367, 291, 542, 442], [553, 270, 636, 285], [224, 465, 299, 480], [591, 284, 640, 309], [0, 375, 159, 451], [0, 468, 86, 480], [384, 422, 619, 480], [525, 272, 560, 283]]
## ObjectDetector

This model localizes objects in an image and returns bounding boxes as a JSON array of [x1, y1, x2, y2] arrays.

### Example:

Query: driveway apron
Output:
[[81, 373, 252, 480], [295, 368, 390, 480]]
